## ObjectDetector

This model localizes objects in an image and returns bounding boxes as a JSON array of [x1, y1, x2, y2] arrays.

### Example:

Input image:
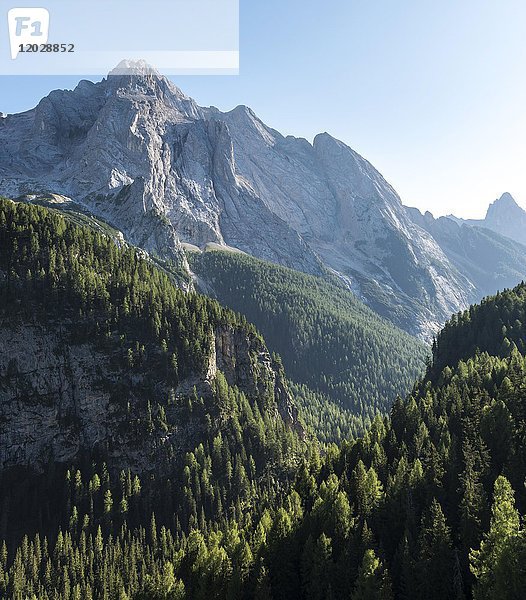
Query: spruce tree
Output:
[[470, 476, 524, 599]]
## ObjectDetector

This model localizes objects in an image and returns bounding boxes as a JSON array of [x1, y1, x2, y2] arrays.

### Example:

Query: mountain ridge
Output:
[[444, 192, 526, 247], [405, 204, 526, 300], [1, 63, 525, 339]]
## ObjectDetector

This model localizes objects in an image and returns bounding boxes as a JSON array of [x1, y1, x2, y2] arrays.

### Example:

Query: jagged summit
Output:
[[444, 193, 522, 225], [446, 192, 526, 247], [102, 60, 199, 114], [483, 192, 526, 246], [487, 192, 521, 215], [108, 59, 161, 77], [497, 191, 516, 202]]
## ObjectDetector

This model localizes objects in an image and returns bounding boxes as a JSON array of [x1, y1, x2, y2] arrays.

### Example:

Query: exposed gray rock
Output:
[[213, 324, 305, 439], [407, 207, 526, 298], [449, 193, 526, 247], [1, 61, 520, 338], [0, 317, 302, 474]]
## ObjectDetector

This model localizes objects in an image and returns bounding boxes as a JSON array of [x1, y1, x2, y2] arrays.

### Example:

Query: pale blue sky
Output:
[[1, 0, 525, 218]]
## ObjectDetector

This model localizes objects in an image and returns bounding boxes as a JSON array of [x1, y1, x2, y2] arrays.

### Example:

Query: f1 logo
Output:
[[7, 8, 50, 59]]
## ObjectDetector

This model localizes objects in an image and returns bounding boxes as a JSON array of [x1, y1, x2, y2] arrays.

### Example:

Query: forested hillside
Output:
[[430, 282, 526, 376], [0, 199, 308, 599], [189, 250, 427, 441], [1, 199, 526, 599]]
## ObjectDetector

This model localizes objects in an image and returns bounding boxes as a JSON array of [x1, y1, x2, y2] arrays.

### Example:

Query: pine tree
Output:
[[417, 499, 454, 600], [301, 534, 333, 600], [458, 440, 487, 553], [352, 548, 393, 600], [254, 559, 273, 600], [470, 476, 524, 599]]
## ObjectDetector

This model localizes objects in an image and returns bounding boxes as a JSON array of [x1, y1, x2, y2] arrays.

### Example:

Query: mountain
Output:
[[483, 193, 526, 245], [2, 194, 427, 447], [0, 198, 305, 541], [188, 247, 426, 441], [0, 61, 476, 339], [406, 206, 526, 298], [448, 192, 526, 247], [2, 198, 526, 599], [3, 62, 526, 341]]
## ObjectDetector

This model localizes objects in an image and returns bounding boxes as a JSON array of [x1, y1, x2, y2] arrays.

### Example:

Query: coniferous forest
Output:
[[1, 198, 526, 599], [189, 250, 427, 443]]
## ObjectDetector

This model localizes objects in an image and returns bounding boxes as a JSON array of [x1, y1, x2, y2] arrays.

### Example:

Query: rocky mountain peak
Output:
[[486, 192, 522, 217], [481, 192, 526, 246], [496, 191, 516, 203], [102, 61, 201, 119], [0, 69, 501, 338]]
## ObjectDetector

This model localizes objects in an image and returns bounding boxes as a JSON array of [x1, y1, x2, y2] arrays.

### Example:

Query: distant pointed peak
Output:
[[487, 192, 522, 215], [484, 192, 526, 229], [495, 192, 518, 206]]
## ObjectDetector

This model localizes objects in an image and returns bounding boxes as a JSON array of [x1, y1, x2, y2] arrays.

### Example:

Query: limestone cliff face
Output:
[[212, 325, 305, 438], [9, 65, 524, 339], [0, 62, 478, 339], [0, 319, 303, 475], [0, 322, 119, 473]]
